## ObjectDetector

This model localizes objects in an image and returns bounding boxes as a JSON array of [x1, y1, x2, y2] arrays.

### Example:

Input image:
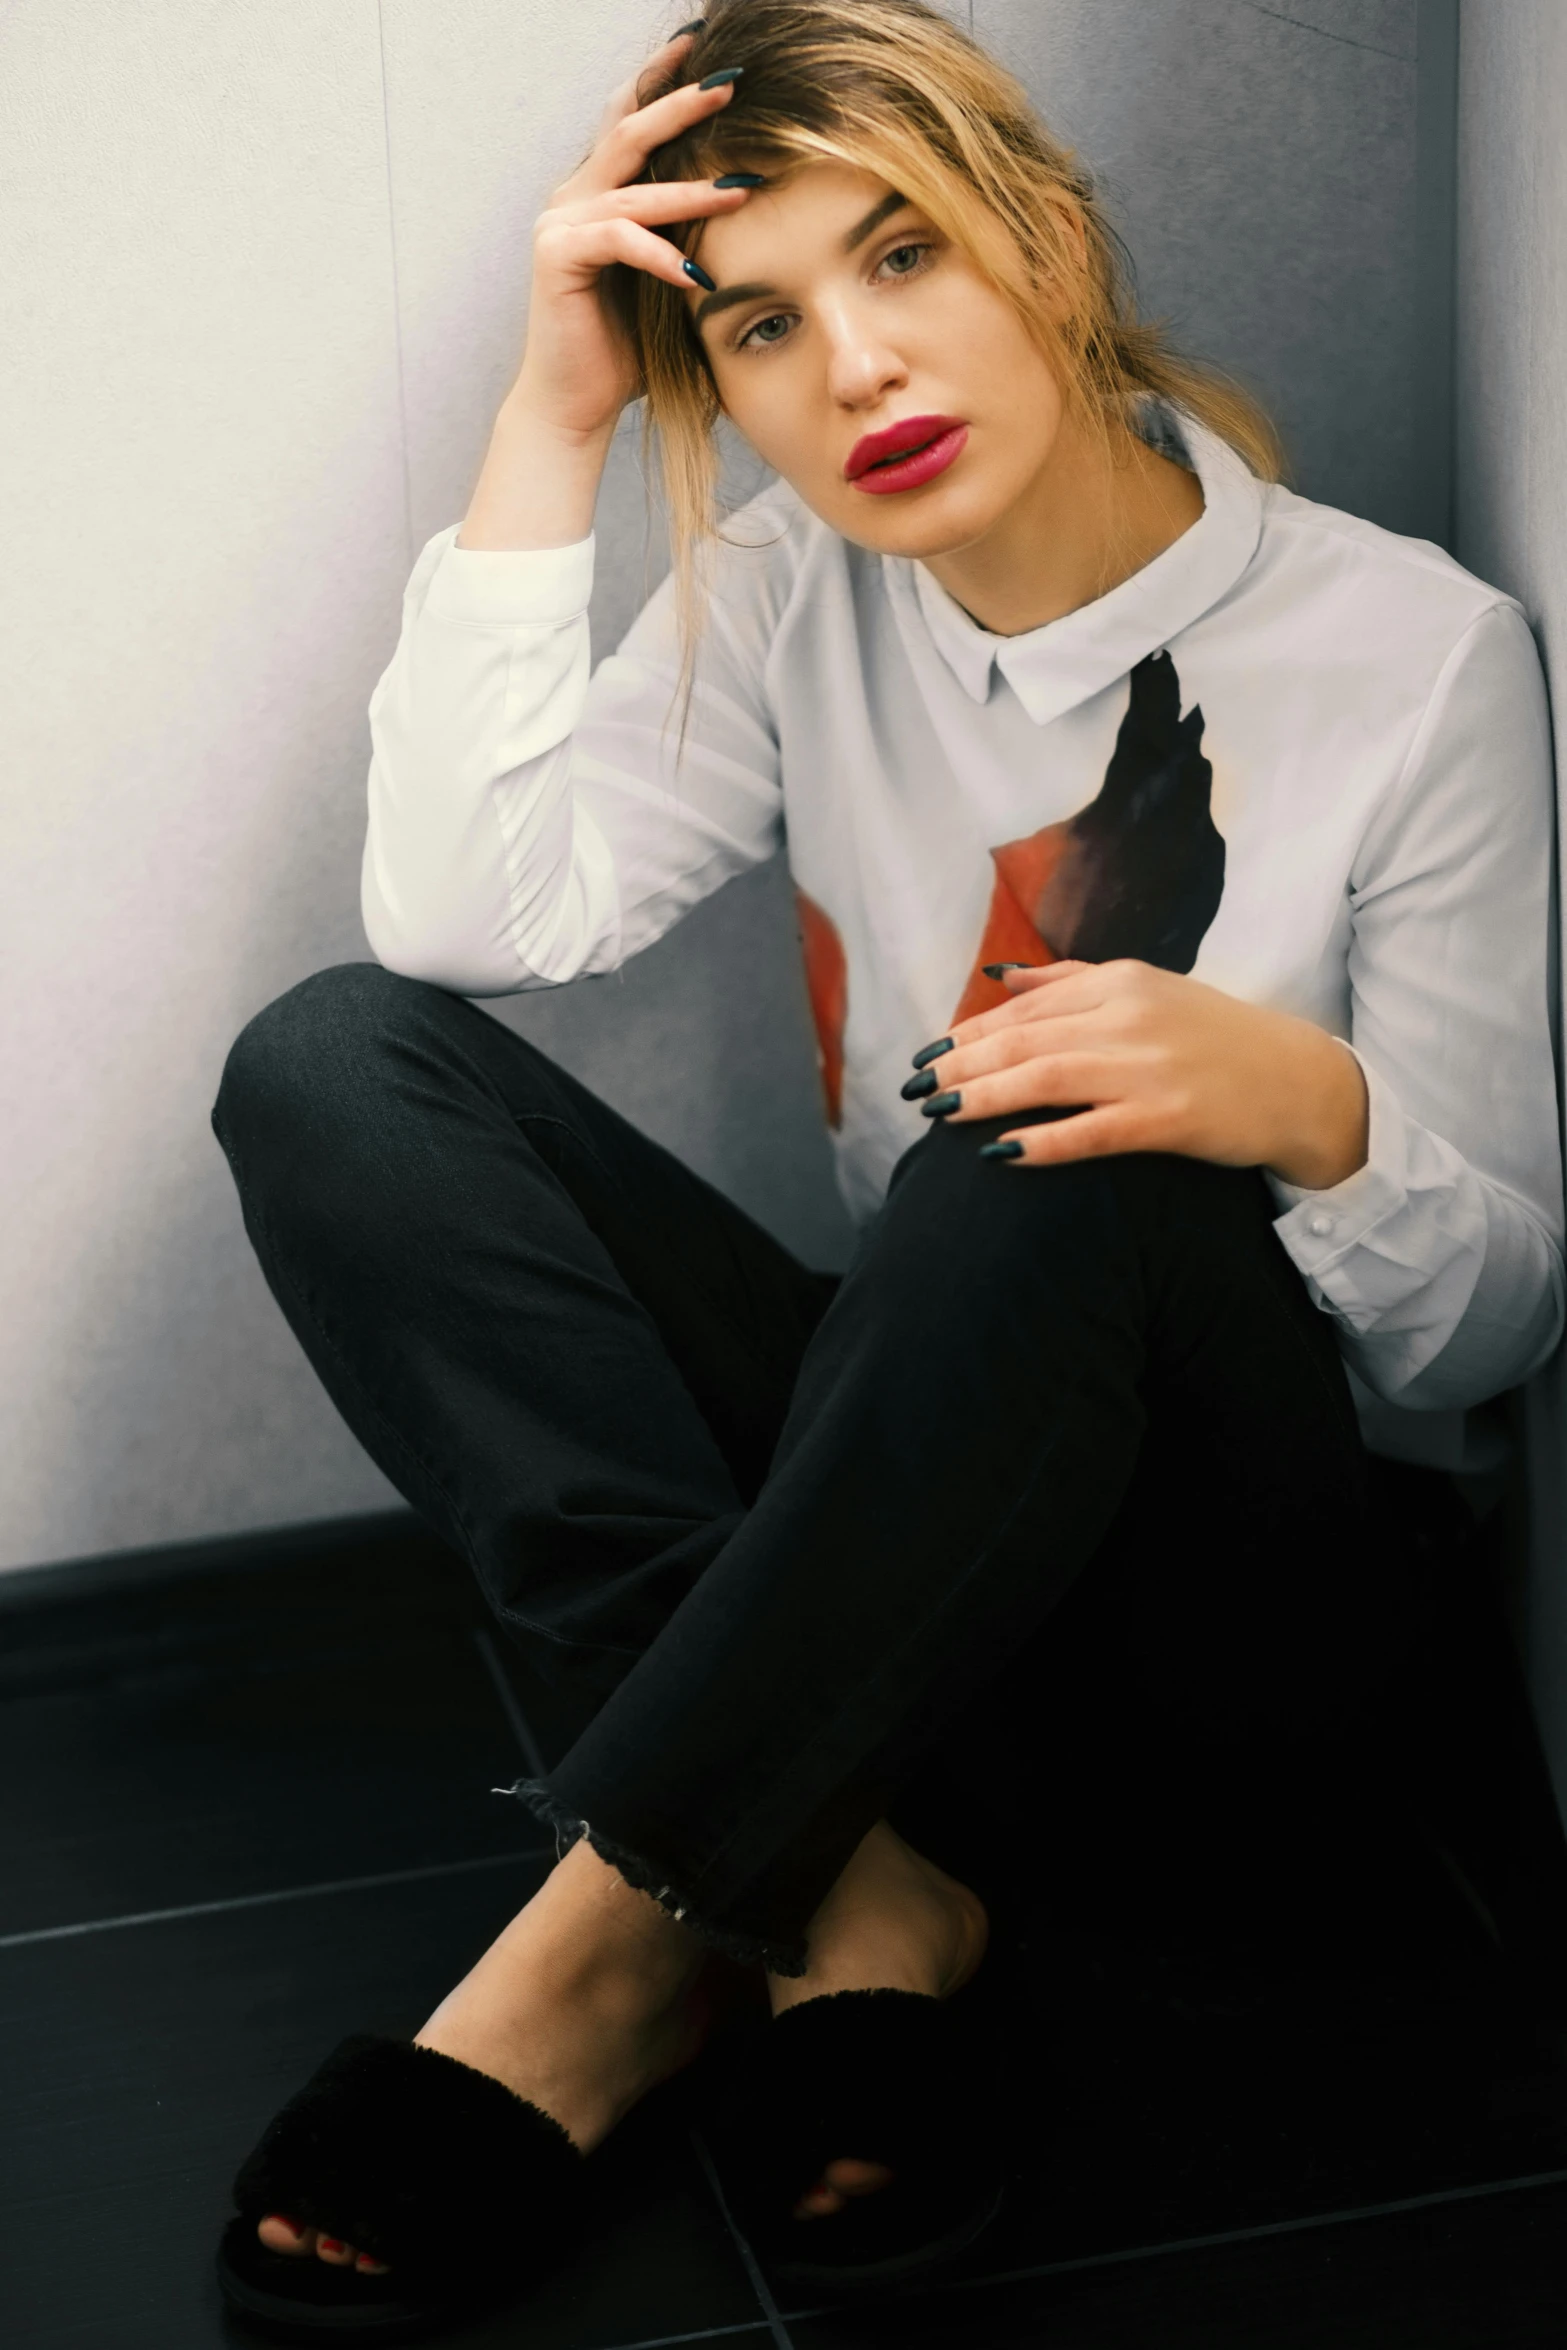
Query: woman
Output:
[[212, 0, 1563, 2337]]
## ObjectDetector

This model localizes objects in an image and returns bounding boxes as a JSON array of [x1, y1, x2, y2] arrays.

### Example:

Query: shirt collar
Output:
[[900, 412, 1265, 726]]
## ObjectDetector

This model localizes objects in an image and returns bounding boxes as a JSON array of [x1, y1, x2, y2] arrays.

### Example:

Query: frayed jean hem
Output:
[[495, 1778, 810, 1977]]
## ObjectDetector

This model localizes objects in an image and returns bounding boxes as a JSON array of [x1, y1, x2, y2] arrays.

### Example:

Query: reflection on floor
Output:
[[4, 1491, 1567, 2348]]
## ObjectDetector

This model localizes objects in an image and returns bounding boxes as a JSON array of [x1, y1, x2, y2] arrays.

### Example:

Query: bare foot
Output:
[[767, 1820, 988, 2221], [257, 1837, 708, 2273]]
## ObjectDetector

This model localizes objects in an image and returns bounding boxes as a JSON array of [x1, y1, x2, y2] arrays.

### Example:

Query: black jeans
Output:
[[213, 962, 1373, 1973]]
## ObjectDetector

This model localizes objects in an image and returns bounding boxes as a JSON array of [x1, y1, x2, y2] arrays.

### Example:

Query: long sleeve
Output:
[[362, 520, 788, 997], [1267, 601, 1565, 1410]]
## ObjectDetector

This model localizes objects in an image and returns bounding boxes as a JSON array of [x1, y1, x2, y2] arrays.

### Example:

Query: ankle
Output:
[[515, 1841, 703, 1999], [767, 1826, 988, 2016]]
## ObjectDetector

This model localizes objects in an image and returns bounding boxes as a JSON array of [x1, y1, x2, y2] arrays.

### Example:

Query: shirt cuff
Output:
[[1265, 1048, 1408, 1280], [424, 529, 595, 627]]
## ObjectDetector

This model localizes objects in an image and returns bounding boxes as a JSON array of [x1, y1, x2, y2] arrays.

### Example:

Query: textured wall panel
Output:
[[0, 0, 413, 1568], [1454, 0, 1567, 1801]]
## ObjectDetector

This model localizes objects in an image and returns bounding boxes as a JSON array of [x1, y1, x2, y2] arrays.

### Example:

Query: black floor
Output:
[[6, 1503, 1567, 2346]]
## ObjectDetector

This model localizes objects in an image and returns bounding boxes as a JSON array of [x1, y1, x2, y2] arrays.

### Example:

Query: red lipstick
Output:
[[844, 413, 968, 495]]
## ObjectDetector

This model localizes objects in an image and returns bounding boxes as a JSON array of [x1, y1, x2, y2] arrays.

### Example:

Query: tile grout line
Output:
[[691, 2129, 798, 2350], [473, 1624, 548, 1776], [774, 2162, 1567, 2326], [605, 2320, 776, 2350], [0, 1849, 549, 1952]]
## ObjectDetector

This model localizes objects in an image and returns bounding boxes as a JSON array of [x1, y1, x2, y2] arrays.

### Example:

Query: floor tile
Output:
[[0, 1532, 541, 1936], [782, 2180, 1567, 2348], [10, 1497, 1567, 2350], [0, 1624, 543, 1938], [0, 1865, 764, 2350]]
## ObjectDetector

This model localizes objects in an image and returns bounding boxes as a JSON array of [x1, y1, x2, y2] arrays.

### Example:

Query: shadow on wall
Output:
[[488, 857, 858, 1275]]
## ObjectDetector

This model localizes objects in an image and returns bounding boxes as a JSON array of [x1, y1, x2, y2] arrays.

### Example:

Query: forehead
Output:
[[696, 160, 906, 280]]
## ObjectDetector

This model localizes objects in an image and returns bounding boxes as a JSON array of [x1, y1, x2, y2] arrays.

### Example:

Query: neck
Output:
[[920, 407, 1206, 638]]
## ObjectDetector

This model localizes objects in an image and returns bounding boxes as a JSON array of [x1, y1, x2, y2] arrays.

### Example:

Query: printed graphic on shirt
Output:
[[795, 883, 849, 1128], [796, 651, 1222, 1126], [952, 648, 1224, 1024]]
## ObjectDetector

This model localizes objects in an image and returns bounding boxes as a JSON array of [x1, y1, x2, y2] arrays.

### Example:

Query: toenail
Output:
[[319, 2238, 345, 2252]]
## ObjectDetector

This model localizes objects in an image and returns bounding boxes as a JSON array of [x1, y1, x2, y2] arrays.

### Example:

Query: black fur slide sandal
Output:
[[707, 1987, 1006, 2294], [215, 2034, 585, 2342]]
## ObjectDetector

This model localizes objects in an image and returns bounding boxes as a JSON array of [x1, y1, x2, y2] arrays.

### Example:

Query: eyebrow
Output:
[[691, 278, 778, 328], [691, 190, 912, 329], [843, 188, 909, 251]]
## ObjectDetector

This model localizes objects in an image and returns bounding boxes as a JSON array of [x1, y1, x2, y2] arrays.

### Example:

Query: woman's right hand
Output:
[[511, 34, 750, 445], [461, 32, 749, 549]]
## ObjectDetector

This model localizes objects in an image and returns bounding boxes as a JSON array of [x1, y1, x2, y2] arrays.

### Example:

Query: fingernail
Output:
[[682, 257, 717, 291], [319, 2238, 346, 2254], [982, 962, 1034, 979], [675, 16, 705, 31], [921, 1091, 961, 1118], [980, 1139, 1025, 1160], [713, 171, 765, 188], [911, 1036, 954, 1070], [901, 1068, 939, 1101], [699, 65, 743, 88]]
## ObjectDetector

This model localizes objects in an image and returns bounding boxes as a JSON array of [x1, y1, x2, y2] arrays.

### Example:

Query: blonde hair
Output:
[[616, 0, 1283, 676]]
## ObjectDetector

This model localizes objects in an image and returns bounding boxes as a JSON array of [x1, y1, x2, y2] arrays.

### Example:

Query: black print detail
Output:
[[952, 651, 1226, 1026], [1032, 649, 1224, 972]]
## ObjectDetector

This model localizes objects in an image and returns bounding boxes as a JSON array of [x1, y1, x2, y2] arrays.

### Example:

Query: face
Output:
[[689, 162, 1069, 561]]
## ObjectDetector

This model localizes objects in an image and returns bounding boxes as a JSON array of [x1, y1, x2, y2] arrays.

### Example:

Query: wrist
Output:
[[1264, 1023, 1370, 1191], [458, 397, 616, 552], [499, 382, 620, 459]]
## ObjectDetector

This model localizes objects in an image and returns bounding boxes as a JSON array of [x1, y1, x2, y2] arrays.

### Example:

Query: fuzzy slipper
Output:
[[216, 2034, 585, 2342], [705, 1988, 1005, 2294]]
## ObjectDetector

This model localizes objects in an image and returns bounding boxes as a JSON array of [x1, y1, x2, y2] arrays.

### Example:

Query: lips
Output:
[[844, 413, 968, 492]]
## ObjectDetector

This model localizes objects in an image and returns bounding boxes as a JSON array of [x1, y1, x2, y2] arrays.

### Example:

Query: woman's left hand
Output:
[[915, 960, 1369, 1191]]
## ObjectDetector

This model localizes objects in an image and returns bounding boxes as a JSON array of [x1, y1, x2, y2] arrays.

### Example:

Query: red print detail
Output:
[[795, 887, 848, 1129], [948, 827, 1068, 1027]]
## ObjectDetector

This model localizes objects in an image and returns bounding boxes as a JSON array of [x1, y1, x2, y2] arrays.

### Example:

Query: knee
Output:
[[212, 961, 436, 1174], [881, 1115, 1261, 1279]]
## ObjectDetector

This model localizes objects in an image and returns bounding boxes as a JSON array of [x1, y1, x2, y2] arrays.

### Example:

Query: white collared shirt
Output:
[[362, 416, 1565, 1460]]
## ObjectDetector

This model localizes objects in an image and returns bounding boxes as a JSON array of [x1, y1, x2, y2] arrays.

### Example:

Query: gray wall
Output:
[[1453, 0, 1567, 1799], [1, 0, 1458, 1574], [978, 0, 1448, 543]]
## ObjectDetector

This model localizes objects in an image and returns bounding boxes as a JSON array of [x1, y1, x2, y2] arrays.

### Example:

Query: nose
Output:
[[821, 297, 909, 411]]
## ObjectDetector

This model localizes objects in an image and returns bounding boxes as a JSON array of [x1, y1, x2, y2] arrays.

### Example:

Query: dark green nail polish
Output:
[[674, 17, 705, 33], [901, 1068, 939, 1101], [921, 1091, 961, 1119], [982, 962, 1034, 980], [911, 1036, 954, 1070], [699, 66, 743, 88], [713, 172, 765, 188], [979, 1139, 1025, 1160], [682, 257, 716, 292]]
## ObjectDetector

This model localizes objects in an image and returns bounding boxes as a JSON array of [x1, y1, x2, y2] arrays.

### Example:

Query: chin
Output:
[[830, 481, 1010, 564]]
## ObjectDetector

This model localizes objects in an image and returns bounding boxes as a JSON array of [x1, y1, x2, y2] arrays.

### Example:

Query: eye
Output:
[[737, 310, 793, 352], [877, 240, 933, 280]]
